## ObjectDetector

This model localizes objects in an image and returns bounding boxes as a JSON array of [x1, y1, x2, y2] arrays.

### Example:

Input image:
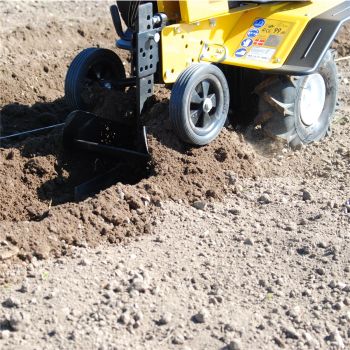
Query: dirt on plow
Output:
[[0, 1, 350, 279]]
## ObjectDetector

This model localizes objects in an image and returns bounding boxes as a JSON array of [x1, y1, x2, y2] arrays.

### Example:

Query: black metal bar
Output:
[[110, 4, 126, 40], [0, 123, 65, 141], [114, 77, 137, 88], [73, 139, 150, 161], [74, 165, 124, 202]]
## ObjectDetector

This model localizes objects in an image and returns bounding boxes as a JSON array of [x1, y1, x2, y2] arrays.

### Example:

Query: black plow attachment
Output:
[[61, 2, 164, 200], [62, 110, 150, 201]]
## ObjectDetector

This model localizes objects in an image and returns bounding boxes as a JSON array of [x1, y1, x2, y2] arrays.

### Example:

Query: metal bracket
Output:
[[135, 3, 163, 115]]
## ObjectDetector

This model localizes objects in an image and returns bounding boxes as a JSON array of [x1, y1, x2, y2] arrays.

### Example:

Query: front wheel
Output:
[[169, 64, 230, 146], [65, 48, 126, 111], [254, 50, 338, 148]]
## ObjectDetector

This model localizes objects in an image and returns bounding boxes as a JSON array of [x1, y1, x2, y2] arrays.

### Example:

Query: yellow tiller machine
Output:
[[64, 0, 350, 161]]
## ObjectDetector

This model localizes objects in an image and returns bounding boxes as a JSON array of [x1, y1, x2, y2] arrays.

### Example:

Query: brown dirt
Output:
[[0, 1, 349, 277], [0, 2, 264, 270], [0, 95, 262, 264], [333, 25, 350, 57]]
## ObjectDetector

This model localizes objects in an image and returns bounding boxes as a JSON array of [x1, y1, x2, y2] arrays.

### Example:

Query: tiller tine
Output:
[[62, 110, 150, 201], [63, 110, 150, 162]]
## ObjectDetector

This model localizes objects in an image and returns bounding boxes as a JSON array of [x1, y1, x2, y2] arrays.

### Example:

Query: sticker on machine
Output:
[[253, 18, 265, 29], [246, 47, 276, 62], [241, 38, 253, 48], [247, 29, 259, 38], [235, 48, 247, 58], [265, 35, 282, 47]]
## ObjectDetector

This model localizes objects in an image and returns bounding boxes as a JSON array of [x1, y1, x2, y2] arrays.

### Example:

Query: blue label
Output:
[[247, 29, 259, 38], [235, 48, 247, 58], [253, 18, 265, 28], [241, 38, 253, 48]]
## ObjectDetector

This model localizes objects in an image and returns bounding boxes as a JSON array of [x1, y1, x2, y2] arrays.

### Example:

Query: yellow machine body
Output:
[[159, 0, 345, 83]]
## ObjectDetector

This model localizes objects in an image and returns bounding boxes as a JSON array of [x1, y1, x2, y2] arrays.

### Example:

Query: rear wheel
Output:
[[169, 64, 230, 146], [254, 50, 338, 147], [65, 48, 126, 111]]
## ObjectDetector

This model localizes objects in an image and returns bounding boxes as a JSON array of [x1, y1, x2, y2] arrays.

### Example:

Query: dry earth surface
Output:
[[0, 1, 350, 349]]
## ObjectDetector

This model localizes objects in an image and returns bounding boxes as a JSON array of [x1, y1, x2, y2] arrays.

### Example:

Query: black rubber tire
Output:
[[65, 48, 126, 111], [254, 50, 338, 148], [117, 1, 157, 30], [169, 64, 230, 146], [62, 111, 95, 149]]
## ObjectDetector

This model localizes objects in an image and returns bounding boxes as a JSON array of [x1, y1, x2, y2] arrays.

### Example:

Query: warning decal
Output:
[[265, 35, 282, 47], [253, 39, 266, 47], [246, 47, 276, 62], [234, 18, 292, 63]]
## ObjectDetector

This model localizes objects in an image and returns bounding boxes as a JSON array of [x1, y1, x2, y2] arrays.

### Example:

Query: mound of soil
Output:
[[0, 91, 264, 264], [145, 101, 261, 202]]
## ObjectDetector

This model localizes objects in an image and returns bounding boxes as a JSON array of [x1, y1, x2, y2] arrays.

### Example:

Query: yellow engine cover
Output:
[[179, 0, 228, 23], [160, 0, 344, 83]]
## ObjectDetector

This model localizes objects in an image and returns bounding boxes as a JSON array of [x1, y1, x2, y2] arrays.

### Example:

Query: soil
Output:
[[0, 2, 350, 349], [0, 0, 265, 265]]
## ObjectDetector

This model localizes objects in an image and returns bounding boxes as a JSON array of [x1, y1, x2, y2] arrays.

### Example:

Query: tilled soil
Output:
[[0, 1, 265, 266], [0, 2, 350, 349]]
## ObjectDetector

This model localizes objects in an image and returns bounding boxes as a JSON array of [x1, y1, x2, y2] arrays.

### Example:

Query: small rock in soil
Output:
[[302, 190, 312, 201], [6, 310, 29, 332], [78, 258, 91, 266], [258, 194, 271, 204], [227, 339, 242, 350], [282, 326, 299, 339], [0, 246, 19, 261], [158, 312, 172, 325], [192, 308, 210, 324], [329, 330, 345, 349], [315, 267, 325, 276], [172, 332, 185, 345], [244, 238, 254, 246], [2, 297, 20, 308], [192, 201, 207, 211]]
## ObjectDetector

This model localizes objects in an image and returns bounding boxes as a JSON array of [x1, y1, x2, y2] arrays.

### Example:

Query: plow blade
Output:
[[62, 110, 150, 200], [63, 110, 150, 161]]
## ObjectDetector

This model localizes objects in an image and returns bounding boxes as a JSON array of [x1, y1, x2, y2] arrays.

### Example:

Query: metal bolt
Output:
[[153, 32, 160, 43], [152, 15, 161, 25], [165, 69, 173, 79], [147, 32, 160, 43]]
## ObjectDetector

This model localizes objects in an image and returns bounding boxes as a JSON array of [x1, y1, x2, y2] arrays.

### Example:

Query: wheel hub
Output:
[[299, 73, 326, 126], [202, 97, 213, 113]]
